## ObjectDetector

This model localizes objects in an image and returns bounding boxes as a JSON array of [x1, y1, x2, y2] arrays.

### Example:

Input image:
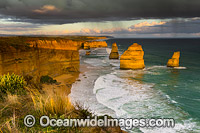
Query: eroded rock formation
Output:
[[109, 43, 119, 59], [0, 49, 80, 82], [120, 43, 145, 69], [28, 40, 82, 50], [83, 41, 107, 50], [86, 51, 91, 55], [167, 51, 180, 67]]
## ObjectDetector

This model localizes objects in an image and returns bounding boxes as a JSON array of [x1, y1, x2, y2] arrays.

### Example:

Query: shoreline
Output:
[[0, 36, 128, 132], [43, 50, 127, 132]]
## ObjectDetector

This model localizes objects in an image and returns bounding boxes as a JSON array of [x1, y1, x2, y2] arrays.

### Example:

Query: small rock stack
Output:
[[167, 51, 180, 67], [109, 43, 119, 59], [86, 51, 91, 55], [120, 43, 145, 69]]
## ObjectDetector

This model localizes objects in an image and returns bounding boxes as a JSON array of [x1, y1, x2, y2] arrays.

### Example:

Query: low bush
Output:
[[0, 73, 26, 96], [40, 75, 57, 84]]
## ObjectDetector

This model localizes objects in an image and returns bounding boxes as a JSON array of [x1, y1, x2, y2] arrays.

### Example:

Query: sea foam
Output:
[[93, 71, 199, 132]]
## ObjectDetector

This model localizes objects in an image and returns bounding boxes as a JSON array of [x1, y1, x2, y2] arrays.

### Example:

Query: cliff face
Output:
[[0, 49, 80, 83], [28, 40, 108, 50], [109, 43, 119, 59], [167, 51, 180, 67], [28, 40, 83, 51], [120, 43, 145, 69], [83, 41, 107, 50]]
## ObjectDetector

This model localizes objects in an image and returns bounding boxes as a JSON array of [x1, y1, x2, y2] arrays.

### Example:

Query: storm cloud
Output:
[[0, 0, 200, 24], [73, 18, 200, 36]]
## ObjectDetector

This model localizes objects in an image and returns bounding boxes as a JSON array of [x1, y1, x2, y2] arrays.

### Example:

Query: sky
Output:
[[1, 0, 200, 38]]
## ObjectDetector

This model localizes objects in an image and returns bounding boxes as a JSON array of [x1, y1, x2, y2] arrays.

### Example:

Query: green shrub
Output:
[[40, 75, 57, 84], [0, 73, 26, 95]]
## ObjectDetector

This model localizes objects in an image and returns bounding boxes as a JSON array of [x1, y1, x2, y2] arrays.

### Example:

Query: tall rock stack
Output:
[[86, 51, 91, 55], [167, 51, 180, 67], [120, 43, 145, 69], [109, 43, 119, 59]]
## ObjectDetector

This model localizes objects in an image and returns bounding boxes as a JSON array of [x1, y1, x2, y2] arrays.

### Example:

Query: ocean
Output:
[[70, 38, 200, 132]]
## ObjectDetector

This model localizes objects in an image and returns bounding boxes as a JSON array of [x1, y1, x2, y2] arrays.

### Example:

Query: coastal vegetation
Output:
[[0, 73, 122, 132], [0, 73, 26, 98], [0, 36, 124, 132], [40, 75, 57, 84], [0, 36, 184, 132]]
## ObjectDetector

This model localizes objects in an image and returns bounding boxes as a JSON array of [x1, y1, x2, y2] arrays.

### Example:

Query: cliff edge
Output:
[[28, 40, 82, 51]]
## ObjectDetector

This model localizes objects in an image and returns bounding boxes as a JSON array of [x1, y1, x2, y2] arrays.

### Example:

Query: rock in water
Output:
[[86, 51, 91, 55], [84, 42, 90, 50], [109, 43, 119, 59], [167, 51, 180, 67], [120, 43, 145, 69]]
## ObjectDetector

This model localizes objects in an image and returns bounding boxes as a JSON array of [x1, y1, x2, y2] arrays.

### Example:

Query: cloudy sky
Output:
[[1, 0, 200, 37]]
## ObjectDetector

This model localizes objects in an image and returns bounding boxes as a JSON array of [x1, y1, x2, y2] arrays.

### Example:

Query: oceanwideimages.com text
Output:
[[24, 115, 175, 130]]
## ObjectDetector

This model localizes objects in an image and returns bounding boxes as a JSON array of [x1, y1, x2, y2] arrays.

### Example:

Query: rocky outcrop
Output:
[[120, 43, 145, 69], [167, 51, 180, 67], [83, 41, 107, 50], [28, 40, 107, 50], [86, 51, 91, 55], [0, 49, 80, 82], [109, 43, 119, 59], [28, 40, 81, 50], [83, 42, 90, 50]]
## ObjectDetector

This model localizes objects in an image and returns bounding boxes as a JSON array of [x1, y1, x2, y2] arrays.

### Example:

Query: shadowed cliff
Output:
[[0, 48, 80, 83]]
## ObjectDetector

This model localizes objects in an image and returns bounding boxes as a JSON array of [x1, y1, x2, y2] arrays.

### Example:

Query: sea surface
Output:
[[70, 38, 200, 133]]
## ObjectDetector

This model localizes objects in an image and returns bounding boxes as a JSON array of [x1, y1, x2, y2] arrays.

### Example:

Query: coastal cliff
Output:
[[109, 43, 119, 59], [0, 49, 80, 83], [83, 41, 107, 50], [120, 43, 145, 69], [167, 51, 180, 67], [28, 40, 83, 50]]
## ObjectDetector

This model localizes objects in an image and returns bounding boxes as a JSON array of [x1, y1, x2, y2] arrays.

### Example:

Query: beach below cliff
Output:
[[0, 36, 126, 132], [1, 37, 200, 132], [70, 38, 200, 133]]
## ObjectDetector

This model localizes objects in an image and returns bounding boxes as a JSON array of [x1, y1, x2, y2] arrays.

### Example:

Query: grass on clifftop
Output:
[[0, 74, 122, 133]]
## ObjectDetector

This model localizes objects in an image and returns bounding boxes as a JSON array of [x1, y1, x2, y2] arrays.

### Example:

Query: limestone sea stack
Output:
[[86, 51, 91, 55], [109, 43, 119, 59], [167, 51, 180, 67], [120, 43, 145, 69]]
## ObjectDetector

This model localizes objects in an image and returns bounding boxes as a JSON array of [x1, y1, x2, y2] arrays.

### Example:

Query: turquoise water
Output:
[[71, 38, 200, 132], [106, 38, 200, 121], [107, 39, 200, 132]]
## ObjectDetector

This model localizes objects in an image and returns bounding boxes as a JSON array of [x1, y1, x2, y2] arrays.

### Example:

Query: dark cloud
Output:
[[0, 23, 41, 32], [135, 18, 200, 34], [0, 0, 200, 24], [97, 18, 200, 35]]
